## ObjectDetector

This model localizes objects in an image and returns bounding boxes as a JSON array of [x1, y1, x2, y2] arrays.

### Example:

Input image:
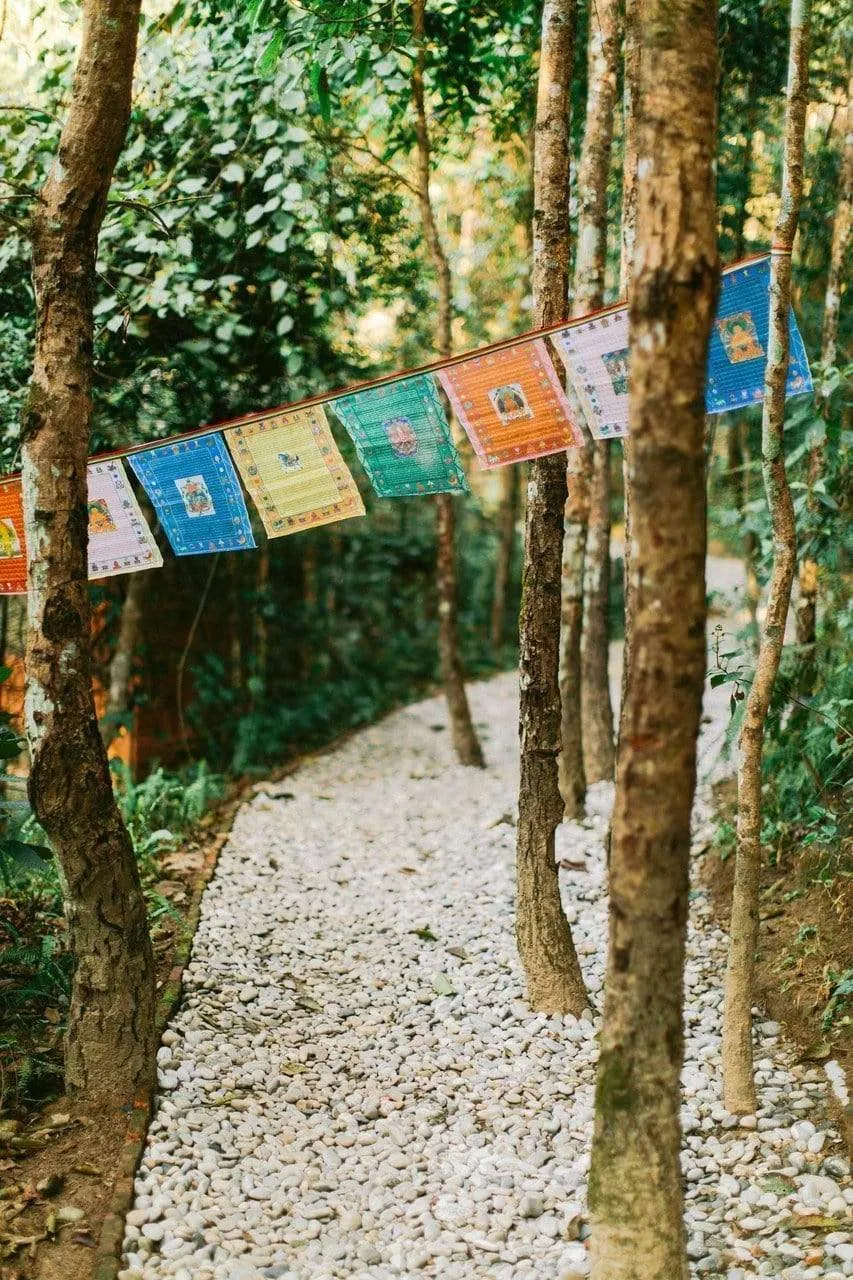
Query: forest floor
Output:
[[117, 598, 851, 1279]]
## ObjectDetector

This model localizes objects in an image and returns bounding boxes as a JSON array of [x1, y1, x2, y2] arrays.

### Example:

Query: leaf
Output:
[[310, 61, 331, 123], [220, 162, 245, 185], [257, 30, 284, 75], [245, 204, 266, 226], [411, 925, 438, 942], [433, 973, 456, 997]]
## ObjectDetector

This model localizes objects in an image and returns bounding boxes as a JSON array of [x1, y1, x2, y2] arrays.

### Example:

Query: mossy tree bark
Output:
[[22, 0, 157, 1109], [579, 0, 620, 785], [795, 76, 851, 662], [722, 0, 811, 1116], [516, 0, 588, 1016], [588, 0, 718, 1272], [411, 0, 484, 768]]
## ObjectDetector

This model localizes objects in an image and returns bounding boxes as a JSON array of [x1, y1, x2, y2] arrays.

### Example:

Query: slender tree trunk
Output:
[[617, 0, 639, 741], [516, 0, 588, 1015], [101, 571, 147, 750], [559, 0, 619, 813], [582, 439, 616, 780], [21, 0, 156, 1109], [252, 544, 270, 711], [227, 557, 244, 696], [411, 0, 484, 767], [558, 444, 589, 816], [722, 0, 811, 1116], [588, 0, 718, 1273], [795, 78, 851, 659], [491, 465, 519, 656]]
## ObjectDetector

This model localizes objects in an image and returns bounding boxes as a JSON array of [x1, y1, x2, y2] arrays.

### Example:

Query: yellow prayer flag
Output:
[[225, 406, 365, 538]]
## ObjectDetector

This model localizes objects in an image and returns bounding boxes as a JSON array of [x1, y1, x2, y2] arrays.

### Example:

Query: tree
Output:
[[491, 465, 520, 655], [568, 0, 621, 793], [101, 572, 148, 750], [21, 0, 157, 1106], [515, 0, 588, 1016], [411, 0, 485, 768], [616, 0, 639, 747], [588, 0, 718, 1272], [722, 0, 812, 1116]]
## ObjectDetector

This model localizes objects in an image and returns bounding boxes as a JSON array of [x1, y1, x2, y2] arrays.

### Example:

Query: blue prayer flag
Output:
[[332, 375, 468, 497], [128, 434, 256, 556], [706, 257, 812, 414]]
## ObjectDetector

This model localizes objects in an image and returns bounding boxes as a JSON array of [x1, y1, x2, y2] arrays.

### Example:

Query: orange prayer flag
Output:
[[0, 481, 27, 595], [437, 338, 584, 467]]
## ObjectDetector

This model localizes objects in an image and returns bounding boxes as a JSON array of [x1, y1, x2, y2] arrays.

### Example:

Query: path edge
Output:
[[91, 815, 235, 1280]]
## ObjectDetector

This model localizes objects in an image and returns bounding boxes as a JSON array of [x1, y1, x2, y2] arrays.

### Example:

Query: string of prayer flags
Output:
[[551, 308, 629, 441], [706, 256, 813, 413], [128, 435, 256, 557], [332, 375, 468, 497], [225, 405, 365, 537], [87, 460, 163, 580], [0, 481, 27, 595], [437, 338, 584, 467]]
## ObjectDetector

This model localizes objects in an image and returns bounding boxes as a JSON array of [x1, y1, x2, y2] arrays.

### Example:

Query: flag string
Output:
[[2, 251, 773, 485]]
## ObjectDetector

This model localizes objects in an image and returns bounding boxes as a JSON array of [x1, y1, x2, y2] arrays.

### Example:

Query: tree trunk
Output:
[[617, 0, 640, 743], [411, 0, 484, 768], [558, 445, 589, 816], [565, 0, 620, 795], [582, 438, 616, 781], [101, 571, 147, 750], [516, 0, 588, 1016], [491, 465, 519, 656], [795, 77, 851, 660], [252, 544, 270, 711], [722, 0, 810, 1116], [21, 0, 156, 1109], [588, 0, 718, 1273]]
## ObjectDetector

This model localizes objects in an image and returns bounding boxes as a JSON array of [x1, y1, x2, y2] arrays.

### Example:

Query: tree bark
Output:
[[723, 0, 811, 1116], [516, 0, 588, 1016], [490, 465, 519, 656], [411, 0, 484, 768], [588, 0, 718, 1273], [572, 0, 620, 790], [100, 571, 147, 750], [795, 76, 851, 660], [21, 0, 156, 1109], [582, 438, 616, 781]]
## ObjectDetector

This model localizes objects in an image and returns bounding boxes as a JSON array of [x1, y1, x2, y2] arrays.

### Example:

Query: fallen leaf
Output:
[[433, 973, 457, 997]]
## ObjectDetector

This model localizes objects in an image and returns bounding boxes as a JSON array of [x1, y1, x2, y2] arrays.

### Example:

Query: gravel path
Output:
[[121, 623, 851, 1280]]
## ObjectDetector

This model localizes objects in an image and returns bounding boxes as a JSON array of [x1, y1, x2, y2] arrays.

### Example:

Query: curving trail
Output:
[[121, 621, 851, 1280]]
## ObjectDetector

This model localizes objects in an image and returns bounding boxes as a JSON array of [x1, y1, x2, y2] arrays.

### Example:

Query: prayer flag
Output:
[[551, 307, 629, 441], [128, 435, 256, 556], [87, 459, 163, 580], [332, 375, 468, 497], [0, 481, 27, 595], [437, 338, 584, 467], [706, 256, 813, 413], [225, 405, 365, 537]]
